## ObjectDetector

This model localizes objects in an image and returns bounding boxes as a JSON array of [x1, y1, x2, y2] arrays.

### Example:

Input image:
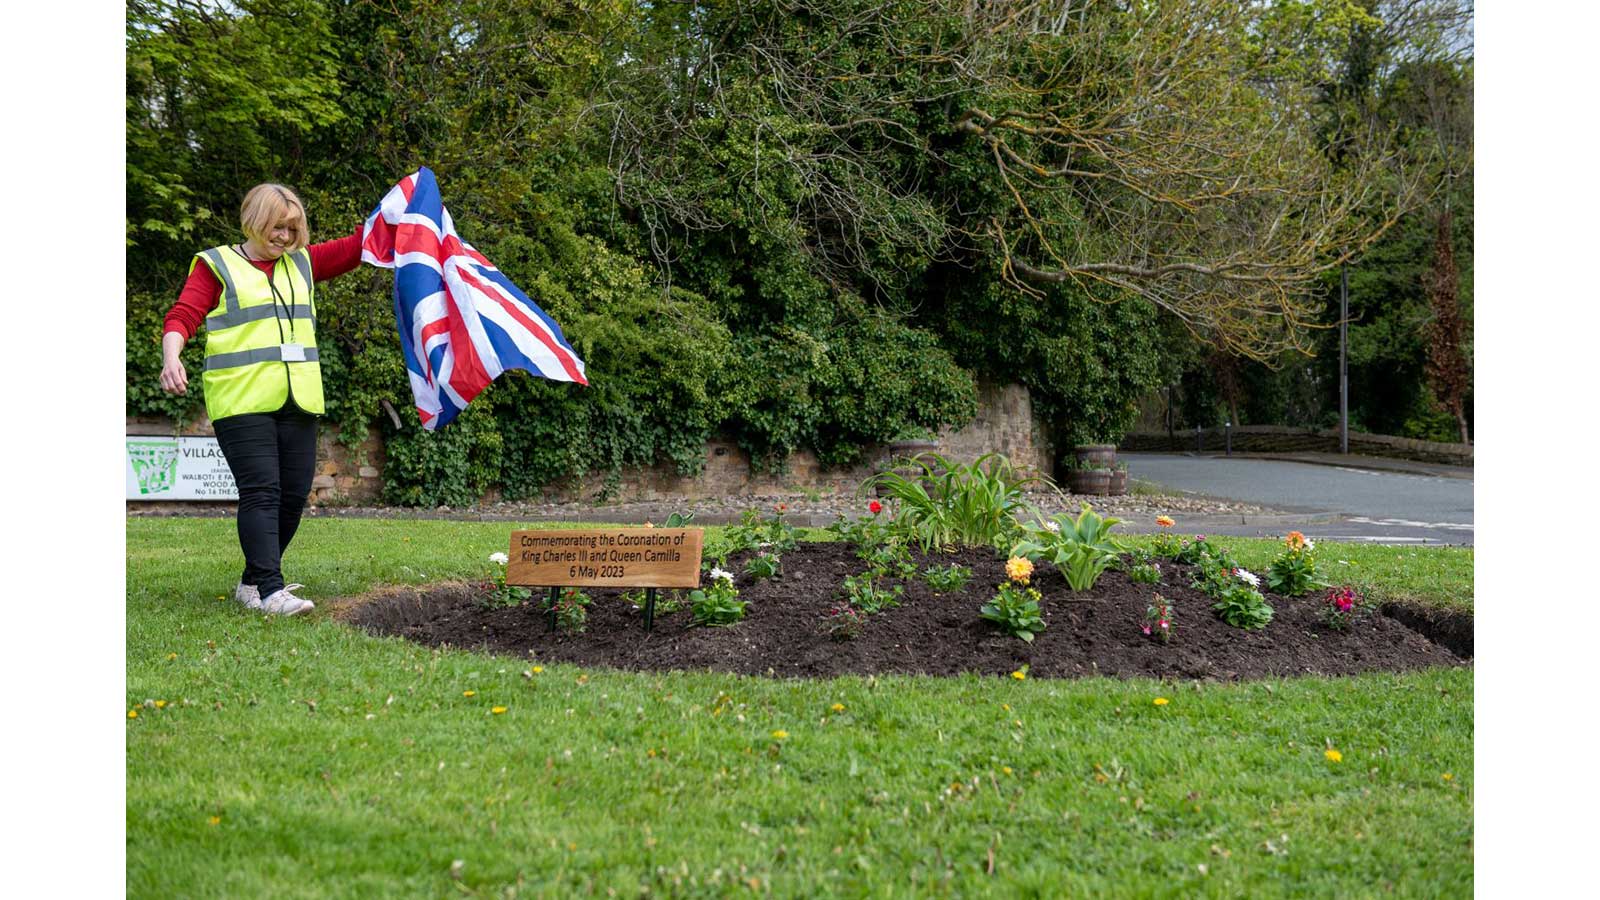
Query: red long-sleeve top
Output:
[[162, 227, 365, 340]]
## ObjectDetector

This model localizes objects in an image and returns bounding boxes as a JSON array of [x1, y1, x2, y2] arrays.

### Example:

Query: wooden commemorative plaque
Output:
[[506, 528, 704, 589]]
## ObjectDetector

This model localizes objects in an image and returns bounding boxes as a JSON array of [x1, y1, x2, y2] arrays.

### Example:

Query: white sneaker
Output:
[[262, 585, 314, 616], [235, 583, 262, 610]]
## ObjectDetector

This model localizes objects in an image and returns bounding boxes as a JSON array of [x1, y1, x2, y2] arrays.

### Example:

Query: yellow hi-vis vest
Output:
[[191, 245, 325, 419]]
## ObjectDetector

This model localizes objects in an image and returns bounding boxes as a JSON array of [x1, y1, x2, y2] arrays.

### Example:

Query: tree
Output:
[[1422, 207, 1469, 442]]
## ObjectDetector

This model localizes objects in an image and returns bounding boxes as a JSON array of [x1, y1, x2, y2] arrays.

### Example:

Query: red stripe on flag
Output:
[[442, 284, 494, 403], [456, 265, 588, 385], [362, 217, 395, 262], [394, 221, 442, 260]]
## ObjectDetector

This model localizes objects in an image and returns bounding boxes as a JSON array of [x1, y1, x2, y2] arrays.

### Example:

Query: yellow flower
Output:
[[532, 666, 544, 674], [491, 706, 507, 715], [154, 700, 167, 709], [830, 703, 845, 713], [1001, 703, 1011, 711], [207, 816, 221, 826], [1156, 515, 1175, 528], [1004, 556, 1034, 584], [1010, 670, 1026, 681], [127, 709, 138, 719], [771, 730, 789, 740], [1153, 697, 1169, 706], [1001, 766, 1013, 776], [1325, 749, 1343, 763], [1441, 773, 1453, 781], [463, 691, 476, 698], [166, 653, 177, 661]]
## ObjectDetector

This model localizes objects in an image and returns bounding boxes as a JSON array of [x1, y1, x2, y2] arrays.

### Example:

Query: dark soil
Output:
[[342, 543, 1471, 681]]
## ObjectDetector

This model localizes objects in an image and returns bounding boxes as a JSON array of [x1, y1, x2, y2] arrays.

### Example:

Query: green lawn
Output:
[[127, 518, 1473, 897]]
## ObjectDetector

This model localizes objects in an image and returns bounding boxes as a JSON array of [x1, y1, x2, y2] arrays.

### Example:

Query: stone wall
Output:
[[125, 380, 1052, 508]]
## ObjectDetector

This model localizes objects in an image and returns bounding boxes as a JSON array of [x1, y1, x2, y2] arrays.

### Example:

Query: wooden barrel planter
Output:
[[1066, 467, 1111, 496], [1073, 444, 1117, 470], [1107, 468, 1128, 496]]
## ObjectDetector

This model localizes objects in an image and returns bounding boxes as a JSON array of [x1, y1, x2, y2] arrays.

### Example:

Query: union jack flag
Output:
[[361, 167, 588, 430]]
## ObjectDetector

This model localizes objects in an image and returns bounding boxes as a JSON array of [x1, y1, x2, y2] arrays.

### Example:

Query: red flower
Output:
[[869, 500, 882, 515]]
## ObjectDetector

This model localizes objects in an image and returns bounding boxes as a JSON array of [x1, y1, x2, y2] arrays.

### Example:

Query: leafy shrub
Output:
[[871, 453, 1036, 552], [979, 582, 1046, 642], [1011, 504, 1122, 591], [726, 507, 801, 556]]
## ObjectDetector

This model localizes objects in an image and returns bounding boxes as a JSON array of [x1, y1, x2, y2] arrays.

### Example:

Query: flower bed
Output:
[[345, 539, 1469, 681]]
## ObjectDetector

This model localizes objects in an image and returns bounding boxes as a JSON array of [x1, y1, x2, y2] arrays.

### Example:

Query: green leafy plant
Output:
[[842, 570, 903, 614], [1212, 582, 1274, 630], [1010, 504, 1122, 592], [1174, 535, 1214, 565], [1321, 585, 1363, 631], [1266, 531, 1323, 596], [1143, 594, 1175, 644], [922, 564, 973, 594], [859, 540, 917, 581], [726, 506, 801, 555], [481, 552, 531, 609], [1129, 562, 1163, 585], [745, 550, 781, 580], [818, 604, 867, 641], [868, 453, 1036, 551], [979, 582, 1046, 642], [689, 568, 747, 626], [550, 588, 591, 633]]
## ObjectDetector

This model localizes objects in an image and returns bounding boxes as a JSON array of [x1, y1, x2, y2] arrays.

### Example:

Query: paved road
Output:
[[1122, 452, 1474, 547]]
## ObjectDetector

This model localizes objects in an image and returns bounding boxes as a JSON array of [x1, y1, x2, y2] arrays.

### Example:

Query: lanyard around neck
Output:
[[233, 245, 298, 338]]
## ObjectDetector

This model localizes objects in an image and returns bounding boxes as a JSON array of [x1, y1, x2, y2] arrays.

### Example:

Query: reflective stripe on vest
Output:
[[195, 245, 325, 419]]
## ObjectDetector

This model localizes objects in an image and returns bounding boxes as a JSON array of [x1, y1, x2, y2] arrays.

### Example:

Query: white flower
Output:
[[710, 567, 735, 584], [1304, 539, 1316, 551], [1234, 568, 1260, 587], [489, 552, 509, 566], [1043, 521, 1061, 534]]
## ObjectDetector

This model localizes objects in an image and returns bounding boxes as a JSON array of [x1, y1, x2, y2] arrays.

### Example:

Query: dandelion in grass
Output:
[[127, 709, 138, 719], [491, 707, 507, 715], [771, 730, 789, 740], [208, 816, 221, 826], [154, 700, 167, 709], [1153, 697, 1169, 706], [1011, 670, 1027, 681], [1001, 766, 1013, 775], [1442, 773, 1454, 781], [463, 691, 476, 698], [532, 666, 544, 674], [166, 653, 177, 661], [831, 703, 845, 713], [1325, 749, 1343, 763]]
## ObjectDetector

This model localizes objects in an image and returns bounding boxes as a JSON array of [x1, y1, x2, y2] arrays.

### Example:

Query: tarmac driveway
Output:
[[1121, 452, 1475, 546]]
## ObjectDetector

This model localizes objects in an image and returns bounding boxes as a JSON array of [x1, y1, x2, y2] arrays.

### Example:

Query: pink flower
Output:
[[1141, 625, 1152, 635]]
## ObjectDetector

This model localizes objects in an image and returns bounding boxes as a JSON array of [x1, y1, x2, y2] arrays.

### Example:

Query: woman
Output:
[[160, 183, 364, 615]]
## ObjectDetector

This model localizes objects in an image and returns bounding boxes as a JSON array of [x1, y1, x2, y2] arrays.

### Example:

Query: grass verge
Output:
[[128, 517, 1472, 897]]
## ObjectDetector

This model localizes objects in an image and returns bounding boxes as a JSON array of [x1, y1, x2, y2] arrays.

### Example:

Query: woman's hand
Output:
[[159, 331, 189, 395]]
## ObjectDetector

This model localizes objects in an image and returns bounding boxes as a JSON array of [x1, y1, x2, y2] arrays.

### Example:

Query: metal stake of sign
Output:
[[1340, 263, 1349, 455], [644, 588, 659, 632], [546, 586, 560, 632], [1195, 425, 1203, 454], [1225, 421, 1232, 456]]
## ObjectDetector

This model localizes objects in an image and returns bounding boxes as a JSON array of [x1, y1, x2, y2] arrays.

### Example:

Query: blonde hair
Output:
[[239, 183, 309, 252]]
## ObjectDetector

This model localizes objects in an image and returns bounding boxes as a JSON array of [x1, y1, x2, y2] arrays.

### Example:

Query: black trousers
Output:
[[212, 406, 319, 597]]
